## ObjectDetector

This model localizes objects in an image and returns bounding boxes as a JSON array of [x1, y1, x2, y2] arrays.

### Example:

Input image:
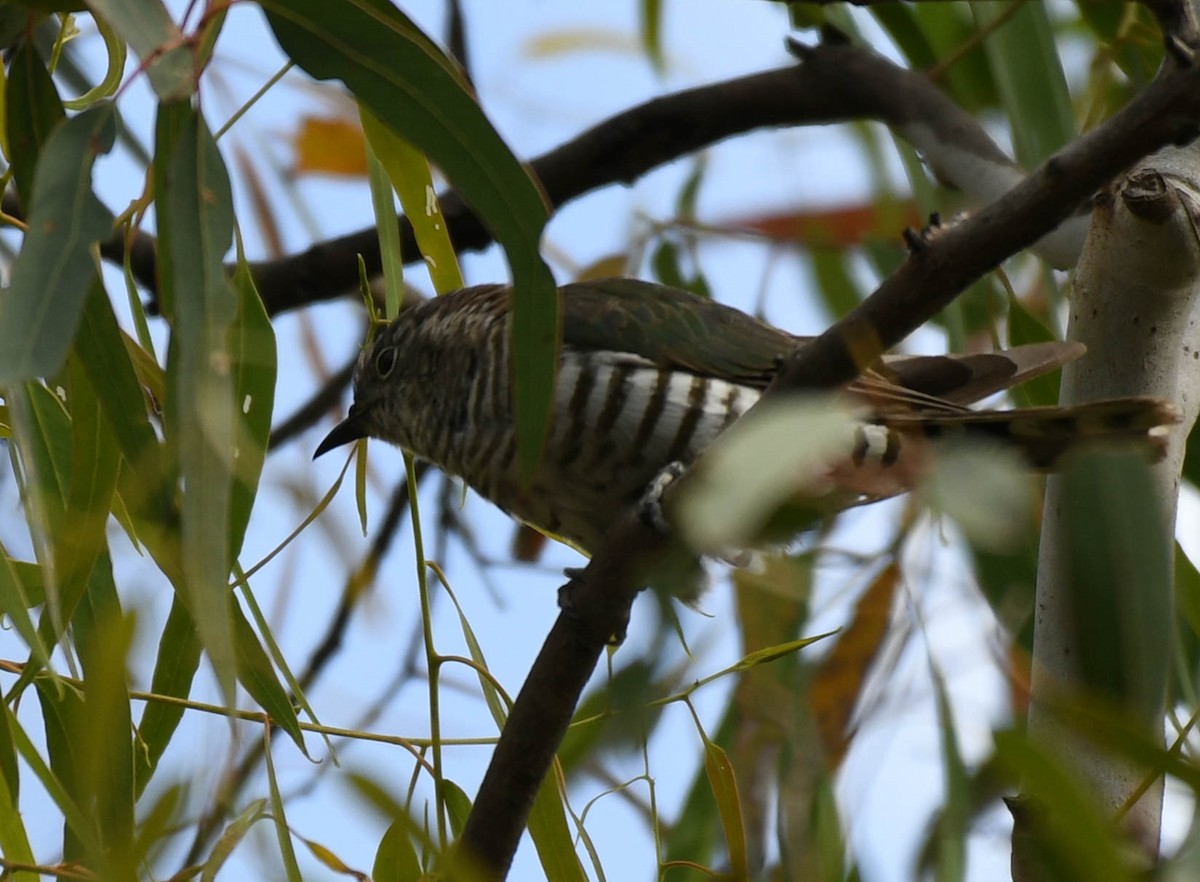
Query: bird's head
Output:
[[313, 314, 428, 459]]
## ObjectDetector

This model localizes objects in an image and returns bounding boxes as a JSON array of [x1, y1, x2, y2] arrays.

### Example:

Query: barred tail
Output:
[[900, 397, 1179, 469]]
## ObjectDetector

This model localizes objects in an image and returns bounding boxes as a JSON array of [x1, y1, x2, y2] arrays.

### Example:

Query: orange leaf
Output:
[[293, 116, 368, 177], [809, 561, 900, 766], [719, 201, 921, 249]]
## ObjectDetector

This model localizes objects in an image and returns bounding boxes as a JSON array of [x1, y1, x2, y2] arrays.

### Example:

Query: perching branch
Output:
[[455, 37, 1200, 882]]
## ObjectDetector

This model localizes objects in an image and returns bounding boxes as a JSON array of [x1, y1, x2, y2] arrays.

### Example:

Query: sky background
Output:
[[1, 1, 1196, 880]]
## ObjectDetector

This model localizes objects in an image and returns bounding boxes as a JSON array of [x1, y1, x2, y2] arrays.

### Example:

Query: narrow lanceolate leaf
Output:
[[264, 735, 303, 882], [363, 125, 405, 320], [640, 0, 665, 72], [158, 105, 239, 703], [202, 799, 268, 882], [928, 658, 968, 882], [84, 0, 197, 100], [34, 678, 99, 863], [7, 382, 72, 643], [262, 0, 557, 478], [0, 680, 25, 822], [71, 559, 136, 880], [228, 237, 277, 561], [74, 278, 176, 566], [360, 105, 464, 295], [972, 2, 1074, 167], [0, 103, 116, 382], [0, 542, 51, 673], [0, 747, 37, 882], [1063, 453, 1172, 709], [134, 595, 201, 798], [232, 603, 306, 753], [5, 40, 65, 204], [443, 780, 473, 840], [57, 355, 120, 622], [527, 772, 588, 882], [700, 727, 749, 880]]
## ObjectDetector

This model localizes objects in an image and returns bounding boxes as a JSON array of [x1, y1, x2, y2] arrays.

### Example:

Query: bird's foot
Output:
[[638, 461, 687, 536]]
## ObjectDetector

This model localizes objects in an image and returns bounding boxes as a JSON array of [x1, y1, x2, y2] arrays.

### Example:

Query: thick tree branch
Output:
[[456, 44, 1200, 882], [100, 43, 1042, 314]]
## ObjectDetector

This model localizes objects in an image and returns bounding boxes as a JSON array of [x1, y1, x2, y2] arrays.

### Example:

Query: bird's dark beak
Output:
[[314, 404, 371, 459]]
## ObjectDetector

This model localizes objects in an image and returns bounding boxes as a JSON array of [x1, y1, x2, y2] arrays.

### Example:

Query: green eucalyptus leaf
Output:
[[0, 103, 115, 382]]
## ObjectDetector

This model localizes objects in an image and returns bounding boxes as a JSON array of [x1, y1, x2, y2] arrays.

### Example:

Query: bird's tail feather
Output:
[[889, 397, 1179, 469]]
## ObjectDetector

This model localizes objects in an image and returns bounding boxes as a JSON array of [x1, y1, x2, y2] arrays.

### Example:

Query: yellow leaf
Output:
[[293, 116, 367, 177]]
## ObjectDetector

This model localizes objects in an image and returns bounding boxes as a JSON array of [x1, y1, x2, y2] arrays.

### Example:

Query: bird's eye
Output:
[[375, 346, 397, 378]]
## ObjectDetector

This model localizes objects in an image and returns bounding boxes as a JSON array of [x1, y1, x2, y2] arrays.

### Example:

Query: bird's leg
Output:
[[556, 462, 689, 643], [638, 460, 687, 535]]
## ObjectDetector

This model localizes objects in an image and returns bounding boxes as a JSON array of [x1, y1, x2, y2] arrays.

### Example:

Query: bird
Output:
[[314, 277, 1177, 561]]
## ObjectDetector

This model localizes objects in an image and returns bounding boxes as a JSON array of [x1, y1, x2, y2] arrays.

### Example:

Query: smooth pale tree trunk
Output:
[[1014, 145, 1200, 879]]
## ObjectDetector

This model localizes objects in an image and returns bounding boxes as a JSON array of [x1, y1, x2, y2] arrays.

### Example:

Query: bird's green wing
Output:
[[559, 278, 795, 385], [554, 278, 1082, 408]]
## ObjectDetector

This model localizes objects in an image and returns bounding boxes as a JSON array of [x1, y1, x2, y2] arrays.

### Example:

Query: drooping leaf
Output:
[[696, 716, 749, 880], [157, 104, 238, 702], [443, 780, 473, 841], [34, 678, 96, 863], [675, 396, 864, 552], [527, 770, 588, 882], [0, 542, 52, 673], [7, 382, 72, 643], [973, 1, 1074, 167], [928, 658, 969, 882], [1062, 453, 1172, 711], [0, 744, 37, 882], [73, 278, 175, 557], [362, 121, 404, 320], [871, 3, 997, 112], [360, 106, 464, 295], [263, 735, 303, 882], [56, 354, 120, 621], [0, 103, 116, 381], [134, 595, 201, 798], [232, 602, 306, 753], [639, 0, 664, 72], [5, 39, 65, 203], [227, 237, 277, 561], [70, 558, 136, 880]]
